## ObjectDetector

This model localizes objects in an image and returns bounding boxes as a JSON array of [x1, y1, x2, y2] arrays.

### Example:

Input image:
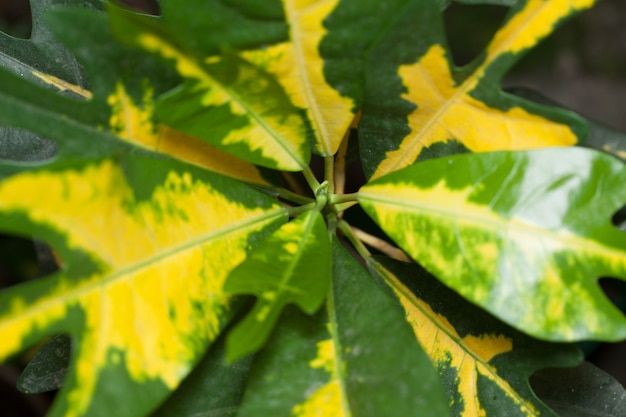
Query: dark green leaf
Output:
[[17, 334, 70, 393], [370, 256, 582, 417], [151, 331, 252, 417], [530, 362, 626, 417], [237, 238, 449, 417]]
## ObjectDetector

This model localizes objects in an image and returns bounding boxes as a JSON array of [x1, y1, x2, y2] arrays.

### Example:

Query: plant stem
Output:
[[324, 155, 335, 195], [338, 220, 371, 260], [334, 201, 358, 213], [278, 188, 314, 205], [286, 202, 316, 217], [302, 166, 321, 192], [334, 129, 350, 196], [329, 192, 359, 205], [350, 226, 411, 262]]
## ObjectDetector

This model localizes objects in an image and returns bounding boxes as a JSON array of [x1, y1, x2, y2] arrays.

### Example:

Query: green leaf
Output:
[[370, 256, 583, 417], [108, 5, 310, 172], [530, 361, 626, 417], [0, 127, 56, 162], [150, 331, 253, 417], [0, 7, 272, 186], [359, 0, 592, 179], [17, 335, 70, 394], [359, 147, 626, 341], [236, 239, 449, 417], [0, 0, 99, 86], [0, 155, 286, 417], [224, 210, 331, 362]]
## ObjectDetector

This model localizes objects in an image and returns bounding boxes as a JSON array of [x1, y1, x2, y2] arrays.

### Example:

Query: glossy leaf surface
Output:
[[237, 239, 449, 417], [0, 156, 286, 417], [242, 0, 356, 156], [359, 147, 626, 341], [360, 0, 592, 179], [530, 361, 626, 417], [370, 257, 583, 417], [151, 331, 253, 417], [224, 210, 331, 362], [108, 5, 310, 171]]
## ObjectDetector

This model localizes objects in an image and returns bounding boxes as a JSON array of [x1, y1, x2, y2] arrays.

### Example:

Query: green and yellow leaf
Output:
[[108, 6, 310, 171], [242, 0, 356, 156], [107, 82, 271, 185], [236, 239, 449, 417], [0, 156, 286, 417], [223, 210, 332, 362], [359, 147, 626, 341], [369, 257, 582, 417], [360, 0, 592, 179]]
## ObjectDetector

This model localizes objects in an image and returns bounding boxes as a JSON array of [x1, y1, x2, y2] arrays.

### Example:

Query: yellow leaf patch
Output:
[[371, 0, 597, 179], [107, 82, 269, 185], [0, 161, 285, 417], [242, 0, 355, 156]]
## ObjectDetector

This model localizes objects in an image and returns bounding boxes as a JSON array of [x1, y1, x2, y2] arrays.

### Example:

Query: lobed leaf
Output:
[[360, 0, 592, 179], [223, 210, 332, 362], [108, 5, 310, 171], [359, 147, 626, 341], [369, 257, 583, 417], [0, 156, 286, 417], [236, 239, 449, 417]]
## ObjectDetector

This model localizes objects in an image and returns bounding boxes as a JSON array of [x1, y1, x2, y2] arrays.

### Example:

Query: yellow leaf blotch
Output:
[[372, 44, 577, 179], [243, 0, 354, 156], [292, 339, 347, 417], [138, 33, 205, 80], [0, 161, 284, 417], [292, 380, 344, 417], [137, 33, 308, 171], [107, 83, 268, 185], [392, 283, 538, 417], [487, 0, 596, 60], [309, 339, 335, 373]]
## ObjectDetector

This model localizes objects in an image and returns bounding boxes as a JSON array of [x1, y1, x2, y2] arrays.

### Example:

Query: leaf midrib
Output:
[[378, 263, 539, 415], [5, 208, 286, 325], [359, 191, 626, 266]]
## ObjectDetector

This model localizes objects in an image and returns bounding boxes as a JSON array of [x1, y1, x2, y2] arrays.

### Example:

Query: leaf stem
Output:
[[278, 188, 314, 205], [303, 166, 321, 192], [287, 202, 316, 217], [338, 220, 371, 260], [350, 226, 411, 262], [329, 193, 359, 205], [334, 201, 358, 213], [324, 155, 335, 195], [334, 128, 350, 196]]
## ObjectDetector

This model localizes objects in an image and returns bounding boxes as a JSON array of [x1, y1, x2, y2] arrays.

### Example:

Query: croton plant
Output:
[[1, 0, 626, 416]]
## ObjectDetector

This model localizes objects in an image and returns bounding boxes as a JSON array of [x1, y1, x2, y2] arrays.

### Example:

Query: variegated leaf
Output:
[[369, 257, 583, 417], [359, 147, 626, 341], [242, 0, 356, 156], [0, 156, 286, 417], [236, 238, 449, 417], [360, 0, 593, 179], [108, 5, 310, 171], [224, 210, 331, 362]]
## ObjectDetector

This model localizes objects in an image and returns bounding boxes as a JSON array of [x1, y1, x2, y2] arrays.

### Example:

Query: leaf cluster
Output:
[[1, 1, 626, 416]]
